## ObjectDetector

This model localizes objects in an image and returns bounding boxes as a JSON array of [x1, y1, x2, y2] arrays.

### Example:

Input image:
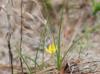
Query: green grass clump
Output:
[[92, 0, 100, 15]]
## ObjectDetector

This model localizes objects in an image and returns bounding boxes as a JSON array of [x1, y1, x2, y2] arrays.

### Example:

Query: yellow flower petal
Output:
[[45, 42, 57, 54]]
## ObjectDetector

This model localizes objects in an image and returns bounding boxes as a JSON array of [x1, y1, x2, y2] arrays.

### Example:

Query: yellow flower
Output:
[[45, 42, 57, 54]]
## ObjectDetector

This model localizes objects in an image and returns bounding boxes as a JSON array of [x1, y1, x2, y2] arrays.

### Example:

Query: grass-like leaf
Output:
[[92, 0, 100, 15]]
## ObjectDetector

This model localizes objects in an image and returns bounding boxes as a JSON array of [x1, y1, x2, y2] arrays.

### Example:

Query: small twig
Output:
[[1, 3, 14, 74], [6, 10, 14, 74], [7, 33, 13, 74]]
